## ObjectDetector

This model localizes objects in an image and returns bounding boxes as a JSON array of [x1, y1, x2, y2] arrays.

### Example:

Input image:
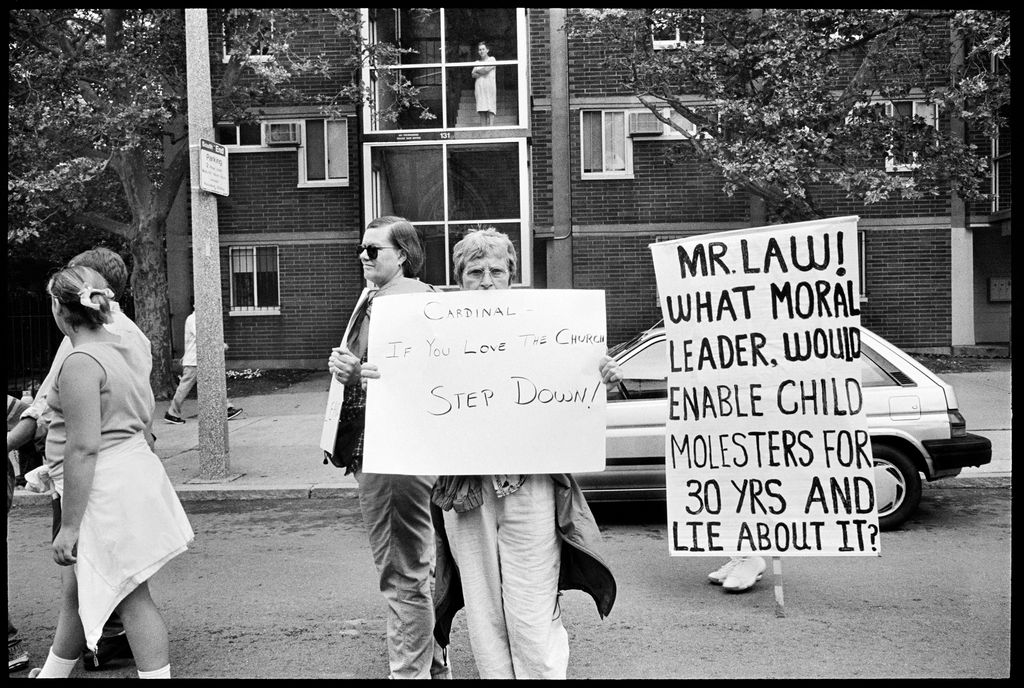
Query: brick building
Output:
[[165, 8, 1011, 368]]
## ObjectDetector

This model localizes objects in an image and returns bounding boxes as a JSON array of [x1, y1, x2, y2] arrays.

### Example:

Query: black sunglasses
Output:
[[357, 244, 399, 260]]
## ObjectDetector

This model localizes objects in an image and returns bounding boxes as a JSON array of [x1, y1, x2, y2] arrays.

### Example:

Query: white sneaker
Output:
[[722, 556, 767, 592], [707, 558, 742, 585]]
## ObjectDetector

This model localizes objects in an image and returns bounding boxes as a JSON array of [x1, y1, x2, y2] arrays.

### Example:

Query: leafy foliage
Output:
[[567, 9, 1010, 221], [8, 8, 422, 396]]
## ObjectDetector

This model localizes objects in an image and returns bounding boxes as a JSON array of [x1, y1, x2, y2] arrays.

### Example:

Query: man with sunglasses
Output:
[[327, 216, 450, 679]]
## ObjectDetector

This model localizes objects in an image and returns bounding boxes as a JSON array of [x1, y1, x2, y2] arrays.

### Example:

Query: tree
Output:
[[567, 9, 1010, 222], [8, 8, 424, 397]]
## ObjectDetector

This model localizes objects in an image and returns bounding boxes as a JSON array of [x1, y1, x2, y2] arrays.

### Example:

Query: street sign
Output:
[[199, 138, 229, 196]]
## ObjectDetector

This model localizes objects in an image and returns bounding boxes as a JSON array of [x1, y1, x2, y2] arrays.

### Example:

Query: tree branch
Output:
[[154, 142, 189, 219], [72, 212, 132, 238]]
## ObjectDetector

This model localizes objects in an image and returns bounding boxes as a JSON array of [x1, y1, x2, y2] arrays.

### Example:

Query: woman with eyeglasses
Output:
[[361, 228, 620, 679], [326, 216, 450, 679]]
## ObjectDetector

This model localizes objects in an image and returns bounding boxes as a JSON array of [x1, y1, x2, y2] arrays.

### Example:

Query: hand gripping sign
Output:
[[360, 289, 609, 476], [649, 216, 880, 558]]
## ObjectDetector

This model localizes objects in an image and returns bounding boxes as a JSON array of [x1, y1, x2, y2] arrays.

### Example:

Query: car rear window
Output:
[[618, 339, 669, 399]]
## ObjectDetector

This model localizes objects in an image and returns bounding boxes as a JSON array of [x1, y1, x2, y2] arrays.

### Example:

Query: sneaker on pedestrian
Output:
[[707, 558, 742, 585], [226, 407, 243, 420], [8, 640, 29, 672], [163, 412, 185, 425], [722, 556, 767, 592], [28, 668, 42, 678]]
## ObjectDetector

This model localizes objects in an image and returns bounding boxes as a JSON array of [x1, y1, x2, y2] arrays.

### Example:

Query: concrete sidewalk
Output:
[[15, 366, 1011, 503]]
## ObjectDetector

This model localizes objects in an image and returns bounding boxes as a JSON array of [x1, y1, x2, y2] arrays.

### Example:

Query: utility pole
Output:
[[548, 8, 574, 289], [184, 9, 232, 479]]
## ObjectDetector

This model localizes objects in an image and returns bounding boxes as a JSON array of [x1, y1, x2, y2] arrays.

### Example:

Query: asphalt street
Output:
[[6, 484, 1011, 679]]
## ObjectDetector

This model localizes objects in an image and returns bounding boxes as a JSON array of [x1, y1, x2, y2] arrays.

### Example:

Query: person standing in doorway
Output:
[[164, 305, 242, 425], [472, 41, 497, 127]]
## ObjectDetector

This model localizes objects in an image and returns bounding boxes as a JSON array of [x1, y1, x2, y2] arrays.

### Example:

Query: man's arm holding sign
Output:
[[329, 346, 363, 386]]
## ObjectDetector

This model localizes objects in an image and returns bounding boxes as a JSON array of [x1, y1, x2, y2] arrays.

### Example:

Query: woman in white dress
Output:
[[30, 265, 194, 679], [472, 41, 497, 126]]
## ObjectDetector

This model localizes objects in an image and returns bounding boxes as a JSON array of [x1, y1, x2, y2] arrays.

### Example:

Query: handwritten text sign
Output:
[[650, 216, 880, 557], [362, 289, 609, 475]]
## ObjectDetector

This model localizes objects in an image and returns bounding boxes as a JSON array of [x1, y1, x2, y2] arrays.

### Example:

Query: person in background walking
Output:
[[327, 216, 451, 679], [163, 304, 241, 425], [30, 265, 194, 679]]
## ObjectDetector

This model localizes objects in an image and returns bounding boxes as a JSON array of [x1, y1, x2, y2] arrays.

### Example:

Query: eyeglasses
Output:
[[464, 267, 510, 281], [357, 245, 399, 260]]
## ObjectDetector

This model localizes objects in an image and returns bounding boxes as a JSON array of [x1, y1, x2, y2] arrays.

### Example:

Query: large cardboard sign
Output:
[[650, 216, 880, 557], [362, 289, 609, 475]]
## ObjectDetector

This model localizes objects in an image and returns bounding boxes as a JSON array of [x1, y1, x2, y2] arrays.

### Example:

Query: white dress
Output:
[[473, 56, 497, 115], [49, 339, 194, 651]]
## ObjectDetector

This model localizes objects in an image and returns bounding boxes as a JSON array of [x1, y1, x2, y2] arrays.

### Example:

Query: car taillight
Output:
[[948, 409, 967, 438]]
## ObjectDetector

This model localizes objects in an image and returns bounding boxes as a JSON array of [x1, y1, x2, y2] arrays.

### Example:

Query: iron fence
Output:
[[7, 291, 64, 399]]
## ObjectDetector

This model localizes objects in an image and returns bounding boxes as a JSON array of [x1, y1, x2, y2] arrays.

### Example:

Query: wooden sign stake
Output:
[[772, 556, 785, 618]]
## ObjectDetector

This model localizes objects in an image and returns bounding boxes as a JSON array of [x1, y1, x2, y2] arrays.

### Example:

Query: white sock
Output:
[[138, 664, 171, 679], [34, 647, 79, 678]]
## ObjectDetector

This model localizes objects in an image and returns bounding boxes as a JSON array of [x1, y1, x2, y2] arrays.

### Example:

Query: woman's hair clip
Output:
[[77, 285, 114, 311]]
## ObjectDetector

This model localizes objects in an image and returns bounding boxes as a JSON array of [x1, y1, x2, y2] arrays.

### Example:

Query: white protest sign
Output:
[[650, 215, 880, 557], [362, 289, 608, 475]]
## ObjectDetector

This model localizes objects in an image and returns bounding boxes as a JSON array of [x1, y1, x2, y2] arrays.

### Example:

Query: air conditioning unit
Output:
[[628, 111, 664, 137], [265, 122, 300, 146]]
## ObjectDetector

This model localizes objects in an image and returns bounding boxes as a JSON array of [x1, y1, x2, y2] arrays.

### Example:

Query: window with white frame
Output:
[[365, 8, 527, 132], [298, 118, 349, 187], [229, 246, 280, 314], [651, 11, 704, 49], [858, 230, 867, 300], [365, 139, 530, 287], [581, 110, 632, 178], [215, 118, 349, 187], [884, 100, 938, 172]]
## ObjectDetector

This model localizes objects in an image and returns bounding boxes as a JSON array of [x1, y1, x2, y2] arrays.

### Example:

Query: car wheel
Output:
[[872, 443, 922, 531]]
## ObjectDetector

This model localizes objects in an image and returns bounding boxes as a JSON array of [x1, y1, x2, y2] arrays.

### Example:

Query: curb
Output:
[[12, 484, 361, 504], [921, 475, 1011, 490], [14, 475, 1010, 504]]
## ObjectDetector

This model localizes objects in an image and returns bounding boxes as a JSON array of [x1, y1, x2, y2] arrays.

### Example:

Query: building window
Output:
[[215, 118, 349, 187], [651, 11, 704, 49], [229, 246, 280, 315], [364, 8, 527, 132], [858, 230, 867, 301], [215, 122, 263, 147], [581, 110, 633, 178], [299, 118, 349, 187], [221, 11, 275, 63], [365, 138, 530, 286], [884, 100, 938, 172]]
